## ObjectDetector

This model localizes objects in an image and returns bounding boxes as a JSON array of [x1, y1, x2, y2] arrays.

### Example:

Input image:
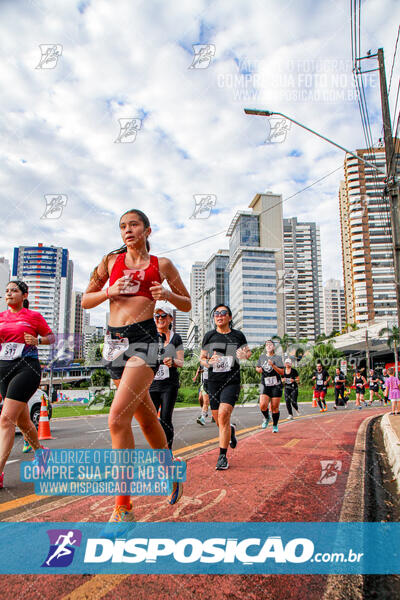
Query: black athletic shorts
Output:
[[261, 384, 283, 398], [201, 380, 209, 393], [103, 318, 161, 380], [0, 356, 41, 403], [370, 385, 379, 393], [207, 381, 241, 410]]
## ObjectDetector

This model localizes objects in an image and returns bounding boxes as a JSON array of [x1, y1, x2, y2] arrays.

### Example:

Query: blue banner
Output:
[[20, 449, 186, 496], [0, 522, 399, 574]]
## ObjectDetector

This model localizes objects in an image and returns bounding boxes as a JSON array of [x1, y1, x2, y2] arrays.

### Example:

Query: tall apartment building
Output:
[[200, 250, 230, 339], [69, 291, 85, 361], [227, 193, 284, 346], [173, 309, 190, 347], [283, 218, 323, 341], [0, 257, 10, 311], [12, 244, 73, 361], [188, 261, 205, 348], [190, 262, 205, 320], [339, 142, 400, 325], [323, 279, 346, 335]]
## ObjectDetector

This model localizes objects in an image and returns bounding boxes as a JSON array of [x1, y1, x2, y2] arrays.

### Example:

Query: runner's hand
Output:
[[24, 333, 38, 346], [163, 357, 173, 367], [150, 281, 171, 301], [236, 348, 248, 360], [108, 276, 132, 298], [208, 354, 220, 365]]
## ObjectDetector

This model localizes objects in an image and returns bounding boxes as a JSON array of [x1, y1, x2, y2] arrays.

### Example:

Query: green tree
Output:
[[271, 334, 296, 355], [91, 368, 110, 387], [379, 325, 400, 373], [298, 341, 344, 385]]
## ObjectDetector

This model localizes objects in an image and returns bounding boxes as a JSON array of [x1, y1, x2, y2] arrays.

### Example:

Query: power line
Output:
[[388, 25, 400, 95], [161, 165, 343, 254]]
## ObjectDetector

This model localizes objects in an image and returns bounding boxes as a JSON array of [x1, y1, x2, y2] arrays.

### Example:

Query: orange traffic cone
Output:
[[38, 394, 53, 440], [312, 391, 318, 408]]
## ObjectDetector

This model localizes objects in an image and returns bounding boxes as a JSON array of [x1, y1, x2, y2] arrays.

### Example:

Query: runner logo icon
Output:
[[42, 529, 82, 567]]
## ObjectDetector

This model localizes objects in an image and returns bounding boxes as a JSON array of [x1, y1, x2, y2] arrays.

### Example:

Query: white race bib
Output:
[[0, 342, 25, 360], [102, 334, 129, 362], [284, 377, 294, 385], [202, 368, 209, 380], [212, 356, 234, 373], [264, 375, 278, 386], [154, 364, 170, 381]]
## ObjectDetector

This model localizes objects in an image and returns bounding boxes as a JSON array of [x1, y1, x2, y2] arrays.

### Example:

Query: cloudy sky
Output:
[[1, 0, 399, 325]]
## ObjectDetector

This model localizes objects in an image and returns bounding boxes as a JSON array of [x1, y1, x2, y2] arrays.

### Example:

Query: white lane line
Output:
[[7, 459, 21, 464], [87, 426, 139, 434]]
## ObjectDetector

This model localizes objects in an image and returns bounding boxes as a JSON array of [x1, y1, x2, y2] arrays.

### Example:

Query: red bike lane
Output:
[[0, 407, 387, 600]]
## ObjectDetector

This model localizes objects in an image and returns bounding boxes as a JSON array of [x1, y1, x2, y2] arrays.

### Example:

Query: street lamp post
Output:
[[244, 107, 400, 331], [244, 109, 386, 174]]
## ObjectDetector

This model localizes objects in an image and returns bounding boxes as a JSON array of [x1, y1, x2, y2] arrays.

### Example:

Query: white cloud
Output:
[[0, 0, 399, 326]]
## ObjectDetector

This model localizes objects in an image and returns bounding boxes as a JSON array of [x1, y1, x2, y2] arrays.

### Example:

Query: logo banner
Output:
[[0, 522, 399, 574]]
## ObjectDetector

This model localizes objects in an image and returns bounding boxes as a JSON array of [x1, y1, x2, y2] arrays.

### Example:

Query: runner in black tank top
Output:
[[353, 370, 367, 409]]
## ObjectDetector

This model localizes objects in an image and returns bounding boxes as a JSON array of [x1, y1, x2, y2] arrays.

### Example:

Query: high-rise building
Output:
[[283, 217, 323, 341], [69, 291, 85, 360], [339, 141, 400, 325], [83, 324, 104, 362], [190, 262, 205, 320], [189, 261, 205, 347], [12, 243, 73, 361], [200, 250, 230, 339], [173, 310, 190, 347], [227, 192, 284, 346], [0, 257, 10, 311], [323, 279, 346, 335]]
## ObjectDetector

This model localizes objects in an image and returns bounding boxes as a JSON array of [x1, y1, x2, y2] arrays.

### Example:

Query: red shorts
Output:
[[314, 389, 326, 399]]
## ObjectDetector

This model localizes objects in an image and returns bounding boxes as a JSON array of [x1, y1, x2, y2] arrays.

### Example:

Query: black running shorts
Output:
[[261, 384, 282, 398], [207, 382, 240, 410], [103, 318, 161, 380], [0, 357, 41, 403]]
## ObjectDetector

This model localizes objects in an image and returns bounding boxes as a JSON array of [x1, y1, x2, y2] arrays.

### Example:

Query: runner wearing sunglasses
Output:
[[149, 303, 184, 449], [200, 304, 251, 470], [256, 340, 284, 432], [82, 209, 191, 525]]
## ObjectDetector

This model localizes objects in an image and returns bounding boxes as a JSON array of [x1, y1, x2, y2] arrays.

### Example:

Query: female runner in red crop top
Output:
[[82, 209, 191, 525]]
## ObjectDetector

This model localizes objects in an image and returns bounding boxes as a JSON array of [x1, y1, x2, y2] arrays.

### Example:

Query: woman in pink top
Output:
[[0, 281, 54, 489], [386, 367, 400, 415]]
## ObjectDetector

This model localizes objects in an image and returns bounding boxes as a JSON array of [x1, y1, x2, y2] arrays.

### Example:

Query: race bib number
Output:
[[154, 364, 170, 381], [202, 368, 209, 380], [212, 356, 234, 373], [284, 377, 294, 385], [0, 342, 24, 360], [356, 383, 363, 388], [102, 335, 129, 362], [264, 376, 278, 386]]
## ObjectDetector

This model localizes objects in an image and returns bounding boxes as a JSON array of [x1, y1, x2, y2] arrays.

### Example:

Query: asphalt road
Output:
[[1, 400, 365, 501]]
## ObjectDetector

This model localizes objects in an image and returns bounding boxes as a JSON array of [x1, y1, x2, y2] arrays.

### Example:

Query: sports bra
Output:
[[109, 253, 161, 300]]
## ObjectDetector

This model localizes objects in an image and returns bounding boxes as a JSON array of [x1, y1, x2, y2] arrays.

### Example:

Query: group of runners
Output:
[[1, 207, 400, 526]]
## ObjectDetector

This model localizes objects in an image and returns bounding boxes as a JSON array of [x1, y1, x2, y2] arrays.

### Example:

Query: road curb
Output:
[[380, 412, 400, 494], [323, 414, 376, 600]]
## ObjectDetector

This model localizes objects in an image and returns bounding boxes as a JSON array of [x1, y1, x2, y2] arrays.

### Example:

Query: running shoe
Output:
[[324, 407, 328, 412], [100, 504, 135, 540], [167, 457, 184, 505], [272, 425, 278, 433], [261, 416, 270, 429], [287, 415, 294, 420], [333, 405, 337, 410], [0, 473, 3, 489], [229, 424, 237, 449], [215, 454, 229, 470], [22, 440, 32, 453], [320, 409, 324, 413], [211, 416, 216, 423], [197, 415, 206, 426]]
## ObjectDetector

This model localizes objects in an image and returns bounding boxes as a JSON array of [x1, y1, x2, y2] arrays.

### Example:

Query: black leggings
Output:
[[284, 386, 298, 416], [150, 386, 179, 450], [334, 386, 346, 405]]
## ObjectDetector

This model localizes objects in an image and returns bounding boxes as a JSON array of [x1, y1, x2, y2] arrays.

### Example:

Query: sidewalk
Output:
[[381, 412, 400, 493], [0, 406, 386, 600]]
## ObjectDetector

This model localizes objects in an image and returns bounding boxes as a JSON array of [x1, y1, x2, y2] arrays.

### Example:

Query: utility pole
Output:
[[378, 48, 400, 330], [365, 330, 370, 371]]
